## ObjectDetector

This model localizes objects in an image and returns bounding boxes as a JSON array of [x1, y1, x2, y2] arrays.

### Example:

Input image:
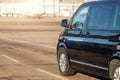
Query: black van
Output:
[[57, 0, 120, 79]]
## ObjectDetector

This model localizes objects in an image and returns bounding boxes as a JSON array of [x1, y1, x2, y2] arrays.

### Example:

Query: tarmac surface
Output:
[[0, 17, 105, 80]]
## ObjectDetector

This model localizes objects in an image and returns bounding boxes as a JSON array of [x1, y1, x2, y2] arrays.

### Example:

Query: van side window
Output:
[[71, 6, 89, 30], [87, 5, 114, 30], [112, 5, 120, 30], [87, 7, 100, 29]]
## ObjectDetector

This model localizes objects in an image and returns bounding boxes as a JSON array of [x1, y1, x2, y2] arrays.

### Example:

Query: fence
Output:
[[44, 4, 81, 17], [0, 3, 81, 17]]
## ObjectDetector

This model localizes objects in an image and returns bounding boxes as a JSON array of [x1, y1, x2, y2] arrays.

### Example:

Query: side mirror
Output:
[[61, 19, 68, 28]]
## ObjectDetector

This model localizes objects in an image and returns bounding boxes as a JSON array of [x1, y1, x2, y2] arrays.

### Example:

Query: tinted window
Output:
[[88, 6, 100, 29], [71, 6, 89, 30], [112, 5, 120, 30], [88, 4, 114, 30]]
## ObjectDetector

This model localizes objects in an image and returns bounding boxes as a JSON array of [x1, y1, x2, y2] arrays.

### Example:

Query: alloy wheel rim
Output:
[[59, 53, 67, 72], [113, 67, 120, 80]]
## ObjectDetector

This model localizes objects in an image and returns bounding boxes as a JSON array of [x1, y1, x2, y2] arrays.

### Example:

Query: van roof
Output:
[[86, 0, 120, 5], [88, 0, 120, 1]]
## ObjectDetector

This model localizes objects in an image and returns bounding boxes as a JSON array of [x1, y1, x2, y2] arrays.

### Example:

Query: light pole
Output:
[[0, 1, 1, 17], [14, 0, 15, 16], [58, 1, 60, 16], [43, 0, 45, 8], [72, 0, 75, 14], [53, 0, 55, 16]]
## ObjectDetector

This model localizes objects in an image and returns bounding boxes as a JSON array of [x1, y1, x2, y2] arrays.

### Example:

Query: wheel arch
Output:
[[57, 42, 68, 50], [57, 43, 76, 76], [57, 42, 68, 62], [109, 52, 120, 79]]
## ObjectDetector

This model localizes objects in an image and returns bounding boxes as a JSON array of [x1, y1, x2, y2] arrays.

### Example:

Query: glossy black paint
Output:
[[57, 1, 120, 78]]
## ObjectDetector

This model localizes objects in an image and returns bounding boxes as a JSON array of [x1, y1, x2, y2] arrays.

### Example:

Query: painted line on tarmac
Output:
[[36, 68, 69, 80], [0, 37, 56, 49], [2, 54, 19, 63]]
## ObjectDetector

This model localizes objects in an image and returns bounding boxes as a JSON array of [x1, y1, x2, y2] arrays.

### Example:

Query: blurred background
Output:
[[0, 0, 102, 80], [0, 0, 88, 17]]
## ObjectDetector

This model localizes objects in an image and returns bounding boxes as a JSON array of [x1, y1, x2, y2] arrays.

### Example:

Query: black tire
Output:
[[57, 47, 75, 76], [110, 60, 120, 80]]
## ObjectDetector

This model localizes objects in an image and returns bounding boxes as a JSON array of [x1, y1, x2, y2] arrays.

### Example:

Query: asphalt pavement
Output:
[[0, 17, 100, 80], [0, 38, 99, 80]]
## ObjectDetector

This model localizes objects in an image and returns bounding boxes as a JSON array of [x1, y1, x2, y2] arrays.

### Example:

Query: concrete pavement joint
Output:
[[0, 37, 56, 48], [36, 68, 69, 80], [2, 54, 19, 63], [9, 46, 47, 55], [0, 37, 56, 54]]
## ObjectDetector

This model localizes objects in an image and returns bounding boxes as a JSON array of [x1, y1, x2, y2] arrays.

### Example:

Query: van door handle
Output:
[[79, 31, 84, 36], [85, 32, 90, 36]]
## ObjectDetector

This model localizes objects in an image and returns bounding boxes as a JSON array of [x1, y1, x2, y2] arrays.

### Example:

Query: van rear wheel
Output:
[[57, 47, 75, 76]]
